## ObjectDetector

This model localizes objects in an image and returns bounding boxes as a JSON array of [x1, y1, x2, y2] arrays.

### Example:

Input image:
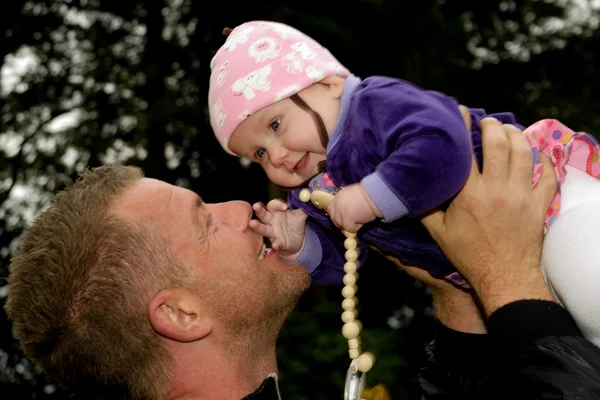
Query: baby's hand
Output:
[[328, 183, 383, 232], [249, 199, 308, 262]]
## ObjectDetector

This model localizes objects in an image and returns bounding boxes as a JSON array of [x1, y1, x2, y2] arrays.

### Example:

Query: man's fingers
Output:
[[481, 118, 510, 182], [505, 124, 534, 187], [533, 153, 558, 217], [458, 105, 472, 132], [421, 208, 446, 244]]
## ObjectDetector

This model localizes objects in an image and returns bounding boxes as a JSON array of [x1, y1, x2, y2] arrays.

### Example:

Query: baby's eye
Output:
[[256, 148, 266, 159], [270, 118, 281, 132]]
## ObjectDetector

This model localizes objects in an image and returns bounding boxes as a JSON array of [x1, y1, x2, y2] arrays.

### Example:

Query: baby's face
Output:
[[228, 80, 343, 187]]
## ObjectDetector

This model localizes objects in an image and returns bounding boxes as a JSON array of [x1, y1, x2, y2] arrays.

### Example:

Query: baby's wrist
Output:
[[360, 184, 383, 219], [279, 236, 306, 263]]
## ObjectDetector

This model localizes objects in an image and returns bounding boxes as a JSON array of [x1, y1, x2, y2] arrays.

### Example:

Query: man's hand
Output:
[[328, 183, 382, 232], [379, 249, 487, 334], [249, 199, 308, 262], [422, 116, 557, 316]]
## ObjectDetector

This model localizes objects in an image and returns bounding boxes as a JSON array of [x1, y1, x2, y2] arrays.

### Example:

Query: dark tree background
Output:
[[1, 1, 599, 399]]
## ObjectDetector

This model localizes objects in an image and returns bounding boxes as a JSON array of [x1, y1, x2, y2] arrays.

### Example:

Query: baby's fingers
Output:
[[270, 238, 283, 252], [249, 219, 274, 238], [266, 198, 288, 212], [343, 221, 363, 234], [252, 202, 273, 222]]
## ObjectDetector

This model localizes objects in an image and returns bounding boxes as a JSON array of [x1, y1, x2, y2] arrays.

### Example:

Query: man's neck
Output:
[[169, 336, 278, 399]]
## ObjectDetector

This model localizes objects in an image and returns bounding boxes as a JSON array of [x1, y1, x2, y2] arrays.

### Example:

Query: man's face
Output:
[[114, 178, 311, 334]]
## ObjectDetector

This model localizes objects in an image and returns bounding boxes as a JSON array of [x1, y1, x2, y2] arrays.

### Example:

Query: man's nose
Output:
[[210, 201, 252, 231]]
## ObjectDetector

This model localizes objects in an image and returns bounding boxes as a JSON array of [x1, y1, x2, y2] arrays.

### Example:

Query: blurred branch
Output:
[[0, 131, 37, 206]]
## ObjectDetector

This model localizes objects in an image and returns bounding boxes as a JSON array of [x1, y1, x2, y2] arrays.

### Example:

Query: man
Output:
[[5, 164, 310, 399], [5, 115, 600, 399]]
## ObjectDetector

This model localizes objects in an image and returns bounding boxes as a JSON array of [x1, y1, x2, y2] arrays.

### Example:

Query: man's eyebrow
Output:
[[193, 195, 212, 228]]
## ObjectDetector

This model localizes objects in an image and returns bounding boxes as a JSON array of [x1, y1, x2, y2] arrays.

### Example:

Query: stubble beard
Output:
[[200, 262, 311, 356]]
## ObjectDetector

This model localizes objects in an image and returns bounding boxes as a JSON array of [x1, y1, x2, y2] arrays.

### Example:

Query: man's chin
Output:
[[270, 264, 310, 312], [287, 262, 311, 294]]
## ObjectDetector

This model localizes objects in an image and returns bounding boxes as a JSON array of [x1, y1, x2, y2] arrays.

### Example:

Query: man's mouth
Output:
[[258, 243, 272, 260]]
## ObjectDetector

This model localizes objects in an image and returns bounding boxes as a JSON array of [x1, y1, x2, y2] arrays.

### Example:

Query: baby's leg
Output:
[[541, 165, 600, 346]]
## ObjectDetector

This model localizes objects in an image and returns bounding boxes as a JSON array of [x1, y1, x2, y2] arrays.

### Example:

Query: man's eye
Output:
[[256, 148, 266, 158], [270, 119, 281, 132]]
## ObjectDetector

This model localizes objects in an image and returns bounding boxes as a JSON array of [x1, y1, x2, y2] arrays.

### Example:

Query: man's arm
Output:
[[385, 258, 492, 399], [422, 116, 600, 399], [421, 117, 556, 314]]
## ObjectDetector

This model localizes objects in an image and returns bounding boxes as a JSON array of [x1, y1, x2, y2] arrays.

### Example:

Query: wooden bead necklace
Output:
[[299, 188, 377, 400]]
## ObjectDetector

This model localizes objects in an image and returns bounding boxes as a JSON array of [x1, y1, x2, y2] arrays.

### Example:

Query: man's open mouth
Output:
[[258, 243, 272, 260]]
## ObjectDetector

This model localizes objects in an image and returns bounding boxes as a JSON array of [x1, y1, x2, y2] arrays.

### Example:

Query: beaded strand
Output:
[[299, 188, 375, 374]]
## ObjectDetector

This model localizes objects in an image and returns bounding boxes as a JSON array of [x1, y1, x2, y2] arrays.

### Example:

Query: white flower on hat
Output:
[[267, 23, 298, 39], [327, 61, 345, 76], [231, 65, 272, 100], [248, 37, 282, 63], [210, 100, 227, 129], [305, 65, 325, 82], [224, 26, 254, 52], [291, 41, 317, 60], [215, 60, 229, 87], [282, 52, 304, 74], [275, 85, 302, 102]]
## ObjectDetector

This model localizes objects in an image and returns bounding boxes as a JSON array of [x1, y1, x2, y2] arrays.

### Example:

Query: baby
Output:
[[208, 20, 600, 345]]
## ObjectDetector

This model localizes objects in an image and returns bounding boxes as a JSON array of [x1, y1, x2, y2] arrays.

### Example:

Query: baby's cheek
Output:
[[265, 167, 301, 188]]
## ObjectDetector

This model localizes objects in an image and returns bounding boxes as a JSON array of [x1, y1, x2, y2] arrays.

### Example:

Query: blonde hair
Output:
[[5, 165, 189, 399]]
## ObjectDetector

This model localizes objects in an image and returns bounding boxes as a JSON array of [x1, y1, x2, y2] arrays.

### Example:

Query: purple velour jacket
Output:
[[289, 74, 524, 286]]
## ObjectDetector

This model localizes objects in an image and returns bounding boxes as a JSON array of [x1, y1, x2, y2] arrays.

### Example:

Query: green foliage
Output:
[[1, 0, 599, 398]]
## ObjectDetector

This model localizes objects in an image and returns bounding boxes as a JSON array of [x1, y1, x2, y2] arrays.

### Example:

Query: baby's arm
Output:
[[251, 200, 369, 284], [350, 79, 474, 220], [328, 183, 383, 232], [281, 191, 370, 285]]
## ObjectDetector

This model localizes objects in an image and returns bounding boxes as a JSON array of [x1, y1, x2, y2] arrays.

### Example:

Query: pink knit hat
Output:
[[208, 21, 350, 155]]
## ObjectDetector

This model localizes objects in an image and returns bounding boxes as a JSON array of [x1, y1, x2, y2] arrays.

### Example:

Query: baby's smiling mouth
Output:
[[294, 154, 309, 174]]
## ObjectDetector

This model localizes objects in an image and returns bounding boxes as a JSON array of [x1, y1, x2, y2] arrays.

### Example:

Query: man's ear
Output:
[[149, 288, 214, 343], [319, 76, 345, 99]]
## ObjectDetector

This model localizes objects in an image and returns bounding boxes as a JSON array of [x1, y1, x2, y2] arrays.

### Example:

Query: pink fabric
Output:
[[524, 119, 600, 227], [445, 119, 600, 288], [208, 21, 350, 155]]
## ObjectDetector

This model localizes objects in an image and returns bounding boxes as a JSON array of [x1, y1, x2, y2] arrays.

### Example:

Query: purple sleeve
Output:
[[287, 191, 369, 286], [361, 172, 408, 222], [294, 225, 322, 274], [307, 219, 370, 286], [354, 79, 473, 218]]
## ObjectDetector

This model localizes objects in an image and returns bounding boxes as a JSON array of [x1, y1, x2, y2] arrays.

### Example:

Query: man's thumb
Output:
[[458, 105, 472, 132], [421, 209, 445, 243]]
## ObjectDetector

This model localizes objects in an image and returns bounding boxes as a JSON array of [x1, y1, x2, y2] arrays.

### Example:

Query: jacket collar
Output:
[[241, 373, 282, 400]]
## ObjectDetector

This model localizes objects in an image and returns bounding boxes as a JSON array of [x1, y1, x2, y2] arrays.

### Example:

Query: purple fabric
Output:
[[290, 75, 523, 285], [361, 172, 408, 222], [294, 226, 322, 273]]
